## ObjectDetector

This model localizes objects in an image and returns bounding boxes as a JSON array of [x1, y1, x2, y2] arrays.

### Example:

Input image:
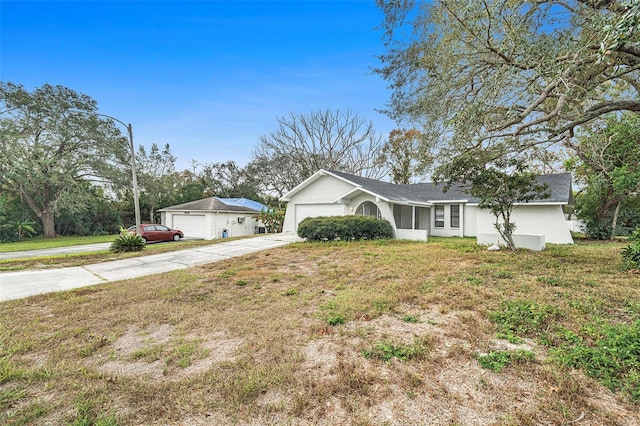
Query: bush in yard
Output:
[[297, 216, 393, 241], [622, 228, 640, 270], [110, 227, 146, 253]]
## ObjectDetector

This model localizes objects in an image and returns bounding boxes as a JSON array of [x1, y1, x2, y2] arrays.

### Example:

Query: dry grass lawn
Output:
[[1, 238, 639, 425]]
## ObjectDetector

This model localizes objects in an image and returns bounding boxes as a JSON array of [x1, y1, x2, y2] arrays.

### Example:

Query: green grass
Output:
[[362, 339, 429, 362], [0, 235, 117, 252], [551, 320, 640, 401], [477, 349, 536, 373], [400, 314, 420, 323], [489, 300, 560, 338]]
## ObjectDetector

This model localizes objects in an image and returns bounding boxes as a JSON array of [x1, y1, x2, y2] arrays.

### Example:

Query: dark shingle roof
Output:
[[159, 197, 260, 212], [327, 170, 572, 204]]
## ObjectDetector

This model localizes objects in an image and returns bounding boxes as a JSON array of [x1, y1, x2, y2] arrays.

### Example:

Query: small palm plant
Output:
[[621, 228, 640, 270], [1, 219, 37, 240], [110, 227, 146, 253]]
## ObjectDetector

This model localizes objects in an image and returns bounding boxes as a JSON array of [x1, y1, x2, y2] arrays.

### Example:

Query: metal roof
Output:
[[218, 198, 268, 211]]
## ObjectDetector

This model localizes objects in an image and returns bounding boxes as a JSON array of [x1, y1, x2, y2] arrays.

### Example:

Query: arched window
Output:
[[355, 201, 382, 220]]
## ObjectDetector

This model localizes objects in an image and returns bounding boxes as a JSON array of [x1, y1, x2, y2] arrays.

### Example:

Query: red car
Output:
[[127, 224, 183, 243]]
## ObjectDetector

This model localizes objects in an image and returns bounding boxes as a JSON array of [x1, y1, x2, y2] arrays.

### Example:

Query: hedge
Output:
[[297, 215, 394, 241]]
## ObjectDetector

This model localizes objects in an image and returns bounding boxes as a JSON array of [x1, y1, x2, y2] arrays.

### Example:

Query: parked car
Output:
[[127, 224, 183, 243]]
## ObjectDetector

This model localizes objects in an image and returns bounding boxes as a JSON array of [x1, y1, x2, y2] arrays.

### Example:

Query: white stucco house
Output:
[[280, 169, 574, 249], [159, 197, 267, 240]]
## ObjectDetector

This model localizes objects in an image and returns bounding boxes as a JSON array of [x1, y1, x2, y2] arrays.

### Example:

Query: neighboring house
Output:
[[281, 169, 574, 248], [159, 197, 268, 240]]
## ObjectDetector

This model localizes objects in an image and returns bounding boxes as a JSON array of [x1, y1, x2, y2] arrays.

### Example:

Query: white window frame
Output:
[[355, 201, 382, 220], [450, 205, 460, 229], [434, 205, 445, 228]]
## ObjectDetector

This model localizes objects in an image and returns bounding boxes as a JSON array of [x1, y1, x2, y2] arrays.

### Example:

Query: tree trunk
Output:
[[41, 211, 56, 238], [610, 198, 622, 239], [20, 186, 57, 238], [494, 218, 517, 251], [598, 192, 622, 220]]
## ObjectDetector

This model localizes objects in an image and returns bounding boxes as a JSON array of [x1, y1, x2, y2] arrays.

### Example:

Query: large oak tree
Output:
[[375, 0, 640, 164], [0, 83, 129, 237]]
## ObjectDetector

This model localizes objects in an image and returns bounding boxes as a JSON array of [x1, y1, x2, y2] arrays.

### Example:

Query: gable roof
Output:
[[282, 169, 572, 205], [159, 197, 265, 213]]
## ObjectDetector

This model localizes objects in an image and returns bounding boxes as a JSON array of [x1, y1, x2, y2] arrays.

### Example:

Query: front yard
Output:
[[1, 238, 638, 425]]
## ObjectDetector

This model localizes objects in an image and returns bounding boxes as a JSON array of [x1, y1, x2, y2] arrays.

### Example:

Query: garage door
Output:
[[172, 214, 205, 239], [295, 204, 345, 230]]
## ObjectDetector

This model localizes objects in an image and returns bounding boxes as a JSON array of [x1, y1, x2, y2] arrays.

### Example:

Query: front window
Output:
[[356, 201, 382, 220], [451, 205, 460, 228], [435, 205, 445, 228]]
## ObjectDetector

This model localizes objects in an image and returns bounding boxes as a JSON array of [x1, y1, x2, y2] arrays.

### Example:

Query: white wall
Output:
[[567, 219, 586, 233], [290, 175, 355, 203], [430, 203, 464, 237], [475, 205, 573, 244], [396, 229, 428, 241], [282, 206, 297, 233], [165, 211, 258, 240], [282, 175, 356, 233], [219, 213, 259, 239], [464, 205, 477, 237]]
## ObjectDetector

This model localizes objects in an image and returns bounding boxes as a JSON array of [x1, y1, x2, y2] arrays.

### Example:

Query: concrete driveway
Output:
[[0, 234, 302, 302]]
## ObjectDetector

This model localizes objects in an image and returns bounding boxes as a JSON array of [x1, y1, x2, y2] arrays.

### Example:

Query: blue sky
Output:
[[1, 0, 397, 169]]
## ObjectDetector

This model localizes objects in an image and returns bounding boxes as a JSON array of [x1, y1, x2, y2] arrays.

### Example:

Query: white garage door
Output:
[[172, 214, 205, 239], [295, 204, 345, 230]]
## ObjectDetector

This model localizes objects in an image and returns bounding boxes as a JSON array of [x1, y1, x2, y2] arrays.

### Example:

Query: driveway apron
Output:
[[0, 234, 301, 302]]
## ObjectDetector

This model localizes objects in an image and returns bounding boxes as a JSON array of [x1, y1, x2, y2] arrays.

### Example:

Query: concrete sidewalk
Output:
[[0, 234, 302, 302]]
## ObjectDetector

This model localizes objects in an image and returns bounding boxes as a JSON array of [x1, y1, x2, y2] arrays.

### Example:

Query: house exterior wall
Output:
[[430, 203, 464, 238], [292, 175, 355, 203], [164, 211, 258, 240], [218, 212, 259, 239], [349, 194, 395, 229], [281, 171, 573, 245], [463, 205, 478, 237], [164, 212, 214, 239], [282, 174, 428, 241], [282, 175, 355, 233], [474, 204, 573, 244], [283, 204, 347, 233], [349, 195, 425, 241]]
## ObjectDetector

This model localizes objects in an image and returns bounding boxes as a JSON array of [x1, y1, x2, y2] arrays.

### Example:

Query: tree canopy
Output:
[[250, 109, 388, 197], [375, 0, 640, 162], [567, 113, 640, 238], [0, 82, 129, 237], [380, 128, 431, 184], [136, 143, 177, 223], [438, 155, 550, 250]]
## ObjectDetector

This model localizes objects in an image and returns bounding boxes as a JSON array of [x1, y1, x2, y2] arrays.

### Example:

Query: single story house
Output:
[[280, 169, 574, 249], [159, 197, 268, 240]]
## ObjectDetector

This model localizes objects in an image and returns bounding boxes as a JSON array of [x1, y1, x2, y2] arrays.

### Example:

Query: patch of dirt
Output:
[[296, 306, 640, 426], [92, 325, 244, 383]]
